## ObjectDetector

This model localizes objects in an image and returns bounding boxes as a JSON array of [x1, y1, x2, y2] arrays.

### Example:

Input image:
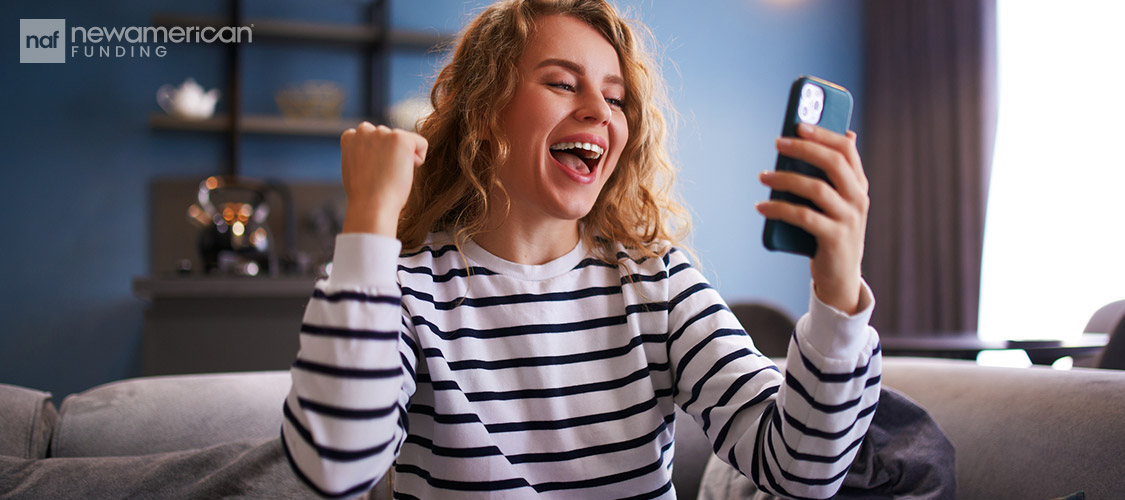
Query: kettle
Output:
[[186, 176, 277, 276], [157, 78, 219, 120]]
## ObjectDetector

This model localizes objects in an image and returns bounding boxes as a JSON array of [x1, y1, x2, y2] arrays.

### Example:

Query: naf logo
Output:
[[20, 19, 66, 63]]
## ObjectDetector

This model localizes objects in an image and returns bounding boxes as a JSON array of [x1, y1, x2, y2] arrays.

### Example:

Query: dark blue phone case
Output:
[[762, 76, 854, 258]]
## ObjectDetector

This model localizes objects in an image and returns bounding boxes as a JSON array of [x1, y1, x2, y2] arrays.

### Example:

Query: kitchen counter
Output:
[[132, 275, 318, 376], [132, 275, 320, 300]]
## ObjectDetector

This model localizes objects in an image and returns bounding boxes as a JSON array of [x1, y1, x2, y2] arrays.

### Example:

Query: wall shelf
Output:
[[149, 113, 366, 136], [148, 1, 452, 173]]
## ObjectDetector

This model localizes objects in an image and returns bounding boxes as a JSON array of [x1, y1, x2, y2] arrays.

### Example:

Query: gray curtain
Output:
[[860, 0, 997, 337]]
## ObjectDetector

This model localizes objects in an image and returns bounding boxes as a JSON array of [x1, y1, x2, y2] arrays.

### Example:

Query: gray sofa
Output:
[[2, 358, 1123, 499]]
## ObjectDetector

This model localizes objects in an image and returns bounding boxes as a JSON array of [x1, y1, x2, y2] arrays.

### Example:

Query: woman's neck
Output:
[[472, 211, 581, 266]]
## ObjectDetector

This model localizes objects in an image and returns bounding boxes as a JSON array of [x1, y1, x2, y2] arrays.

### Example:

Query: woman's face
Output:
[[493, 14, 629, 225]]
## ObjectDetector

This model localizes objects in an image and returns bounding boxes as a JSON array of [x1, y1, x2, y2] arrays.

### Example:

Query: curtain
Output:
[[860, 0, 997, 337]]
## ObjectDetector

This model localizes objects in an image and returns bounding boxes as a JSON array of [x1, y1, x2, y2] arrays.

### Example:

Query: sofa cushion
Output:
[[881, 358, 1125, 499], [0, 383, 57, 459], [0, 438, 320, 499], [51, 371, 290, 458]]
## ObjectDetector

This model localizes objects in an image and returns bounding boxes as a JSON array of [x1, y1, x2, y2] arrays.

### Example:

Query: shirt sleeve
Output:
[[664, 250, 881, 500], [281, 233, 418, 498]]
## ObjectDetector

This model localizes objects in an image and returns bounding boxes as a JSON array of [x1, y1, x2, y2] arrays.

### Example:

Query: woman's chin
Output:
[[504, 187, 601, 226], [532, 201, 594, 224], [556, 197, 600, 221]]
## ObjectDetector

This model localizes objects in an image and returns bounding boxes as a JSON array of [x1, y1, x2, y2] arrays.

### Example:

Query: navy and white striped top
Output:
[[282, 233, 881, 499]]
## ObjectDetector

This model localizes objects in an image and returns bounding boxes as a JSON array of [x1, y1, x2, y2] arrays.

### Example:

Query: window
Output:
[[978, 0, 1125, 341]]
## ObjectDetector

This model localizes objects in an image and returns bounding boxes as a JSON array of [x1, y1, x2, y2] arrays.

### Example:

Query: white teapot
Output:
[[157, 78, 219, 120]]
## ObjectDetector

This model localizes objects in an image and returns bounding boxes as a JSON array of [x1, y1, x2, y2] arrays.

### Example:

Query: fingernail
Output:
[[759, 171, 774, 181], [755, 202, 767, 212], [776, 137, 792, 147], [798, 123, 815, 135]]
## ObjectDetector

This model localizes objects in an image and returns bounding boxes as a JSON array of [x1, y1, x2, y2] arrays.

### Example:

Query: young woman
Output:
[[282, 1, 881, 498]]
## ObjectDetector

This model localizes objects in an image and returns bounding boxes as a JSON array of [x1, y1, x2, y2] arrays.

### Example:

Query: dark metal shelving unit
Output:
[[149, 1, 452, 175]]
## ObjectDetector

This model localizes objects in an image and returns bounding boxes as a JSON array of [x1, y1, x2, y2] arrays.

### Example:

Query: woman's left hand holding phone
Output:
[[756, 123, 870, 315]]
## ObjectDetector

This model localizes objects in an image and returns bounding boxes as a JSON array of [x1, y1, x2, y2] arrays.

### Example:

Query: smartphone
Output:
[[762, 75, 854, 258]]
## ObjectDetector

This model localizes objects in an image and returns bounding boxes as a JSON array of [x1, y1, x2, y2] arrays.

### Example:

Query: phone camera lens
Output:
[[799, 106, 808, 118], [813, 101, 821, 111]]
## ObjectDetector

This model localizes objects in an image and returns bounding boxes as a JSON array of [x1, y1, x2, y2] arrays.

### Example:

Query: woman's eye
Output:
[[549, 82, 575, 92], [605, 97, 625, 109]]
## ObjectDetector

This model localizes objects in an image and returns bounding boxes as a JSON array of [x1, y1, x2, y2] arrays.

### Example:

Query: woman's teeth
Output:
[[550, 141, 604, 159]]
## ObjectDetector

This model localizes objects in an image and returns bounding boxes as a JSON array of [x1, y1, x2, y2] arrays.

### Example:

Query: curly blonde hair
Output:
[[398, 0, 690, 263]]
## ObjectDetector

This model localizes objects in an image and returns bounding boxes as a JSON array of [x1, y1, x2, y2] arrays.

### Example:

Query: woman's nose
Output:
[[575, 91, 611, 125]]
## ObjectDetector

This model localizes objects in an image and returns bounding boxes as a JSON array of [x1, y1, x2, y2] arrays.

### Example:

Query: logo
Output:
[[19, 18, 253, 63], [20, 19, 66, 63]]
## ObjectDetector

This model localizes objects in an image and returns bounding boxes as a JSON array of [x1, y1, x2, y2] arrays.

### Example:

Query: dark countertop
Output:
[[132, 275, 320, 300]]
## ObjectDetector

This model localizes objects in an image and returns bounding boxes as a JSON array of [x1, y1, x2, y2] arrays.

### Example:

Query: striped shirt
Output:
[[282, 233, 881, 499]]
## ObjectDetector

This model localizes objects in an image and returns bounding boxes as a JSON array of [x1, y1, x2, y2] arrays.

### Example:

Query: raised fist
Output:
[[339, 122, 428, 237]]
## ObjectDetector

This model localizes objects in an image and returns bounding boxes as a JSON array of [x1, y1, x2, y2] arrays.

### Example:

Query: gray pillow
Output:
[[0, 438, 322, 499], [51, 371, 290, 458], [0, 383, 57, 459]]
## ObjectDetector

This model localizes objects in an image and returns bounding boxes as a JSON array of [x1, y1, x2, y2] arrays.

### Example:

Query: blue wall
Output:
[[0, 0, 863, 399]]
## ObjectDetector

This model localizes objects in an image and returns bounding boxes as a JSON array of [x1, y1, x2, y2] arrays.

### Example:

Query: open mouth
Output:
[[549, 141, 604, 176]]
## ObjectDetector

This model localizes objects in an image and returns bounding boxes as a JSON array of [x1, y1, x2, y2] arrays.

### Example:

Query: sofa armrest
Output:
[[0, 383, 57, 459], [51, 371, 290, 458]]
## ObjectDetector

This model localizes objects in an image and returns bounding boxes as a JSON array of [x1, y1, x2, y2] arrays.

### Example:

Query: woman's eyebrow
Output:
[[535, 58, 625, 86]]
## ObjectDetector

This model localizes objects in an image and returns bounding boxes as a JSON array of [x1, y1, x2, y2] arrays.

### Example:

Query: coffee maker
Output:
[[186, 176, 278, 276]]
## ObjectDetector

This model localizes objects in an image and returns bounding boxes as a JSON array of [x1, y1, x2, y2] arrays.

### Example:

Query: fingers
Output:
[[343, 122, 400, 138], [796, 123, 859, 168], [341, 122, 428, 165], [341, 126, 356, 147], [761, 125, 867, 312], [760, 123, 870, 248], [343, 121, 381, 138], [796, 124, 859, 170], [776, 138, 858, 204], [759, 170, 853, 221], [338, 122, 426, 236], [781, 125, 864, 194], [755, 199, 835, 238]]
